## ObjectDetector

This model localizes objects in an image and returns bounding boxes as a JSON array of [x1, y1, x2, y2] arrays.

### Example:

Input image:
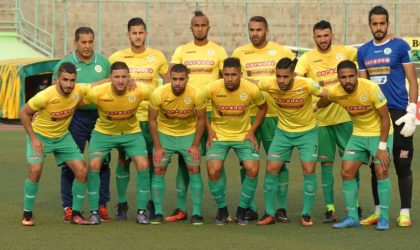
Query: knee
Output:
[[28, 166, 42, 182], [375, 168, 388, 180], [394, 162, 412, 178], [341, 169, 354, 180], [75, 166, 88, 183], [188, 166, 200, 175], [207, 168, 221, 181], [246, 166, 259, 178], [154, 167, 166, 175]]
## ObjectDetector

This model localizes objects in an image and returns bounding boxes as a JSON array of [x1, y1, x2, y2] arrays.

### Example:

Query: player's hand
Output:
[[243, 131, 259, 150], [127, 79, 137, 91], [153, 146, 166, 167], [395, 103, 417, 137], [30, 136, 44, 157], [187, 145, 201, 163], [206, 130, 218, 149], [375, 149, 390, 170]]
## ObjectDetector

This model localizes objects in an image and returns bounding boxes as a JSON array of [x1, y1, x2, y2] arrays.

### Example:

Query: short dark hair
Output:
[[337, 60, 357, 73], [111, 61, 130, 73], [57, 62, 77, 76], [128, 17, 147, 31], [369, 5, 389, 23], [249, 16, 268, 28], [313, 20, 332, 33], [276, 57, 298, 72], [74, 27, 94, 41], [170, 64, 189, 75], [193, 10, 205, 17], [223, 57, 241, 69]]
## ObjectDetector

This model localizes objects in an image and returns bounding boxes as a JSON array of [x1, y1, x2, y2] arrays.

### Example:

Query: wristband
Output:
[[378, 141, 387, 150]]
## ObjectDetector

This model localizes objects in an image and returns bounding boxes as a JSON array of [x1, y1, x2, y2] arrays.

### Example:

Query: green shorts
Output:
[[252, 116, 278, 153], [267, 127, 318, 162], [206, 140, 259, 161], [343, 135, 394, 164], [26, 132, 84, 166], [89, 131, 148, 159], [140, 121, 153, 154], [157, 132, 200, 166], [317, 121, 352, 162], [200, 112, 212, 156]]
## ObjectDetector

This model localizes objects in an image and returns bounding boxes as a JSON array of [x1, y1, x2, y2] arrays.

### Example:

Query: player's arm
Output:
[[358, 70, 369, 79], [245, 101, 267, 150], [376, 104, 391, 170], [395, 63, 419, 137], [315, 88, 332, 110], [187, 107, 206, 163], [148, 106, 165, 167], [19, 104, 44, 156]]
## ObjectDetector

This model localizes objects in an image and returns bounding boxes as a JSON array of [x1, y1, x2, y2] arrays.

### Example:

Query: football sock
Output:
[[263, 173, 278, 216], [302, 173, 317, 215], [239, 175, 258, 209], [71, 179, 86, 212], [151, 174, 165, 215], [321, 164, 334, 205], [277, 166, 289, 209], [209, 177, 226, 208], [343, 179, 358, 220], [23, 179, 39, 211], [190, 173, 203, 216], [87, 171, 100, 211], [115, 162, 130, 203], [378, 178, 391, 220], [176, 160, 189, 212], [136, 169, 150, 210]]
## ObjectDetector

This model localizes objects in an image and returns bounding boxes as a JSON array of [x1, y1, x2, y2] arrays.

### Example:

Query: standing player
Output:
[[148, 64, 206, 225], [232, 16, 295, 221], [109, 17, 168, 219], [205, 57, 267, 225], [357, 5, 418, 227], [85, 62, 152, 225], [316, 60, 393, 230], [52, 27, 112, 222], [295, 20, 357, 223], [20, 62, 90, 226], [166, 10, 227, 222], [257, 58, 322, 226]]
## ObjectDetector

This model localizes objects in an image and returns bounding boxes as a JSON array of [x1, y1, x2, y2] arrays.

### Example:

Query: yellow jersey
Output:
[[109, 47, 168, 121], [295, 45, 357, 126], [149, 84, 206, 136], [232, 41, 295, 117], [28, 84, 88, 138], [204, 78, 265, 141], [85, 82, 152, 135], [171, 41, 227, 112], [327, 78, 393, 136], [259, 76, 323, 132]]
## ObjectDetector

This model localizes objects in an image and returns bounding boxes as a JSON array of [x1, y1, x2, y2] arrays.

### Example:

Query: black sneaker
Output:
[[215, 207, 231, 225], [244, 208, 258, 221], [323, 210, 337, 223], [116, 202, 128, 221], [150, 214, 163, 225], [236, 207, 249, 226], [146, 200, 155, 219], [275, 208, 291, 223], [191, 215, 204, 226]]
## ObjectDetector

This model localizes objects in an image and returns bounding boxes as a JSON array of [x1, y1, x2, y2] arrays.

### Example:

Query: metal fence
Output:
[[0, 0, 419, 58]]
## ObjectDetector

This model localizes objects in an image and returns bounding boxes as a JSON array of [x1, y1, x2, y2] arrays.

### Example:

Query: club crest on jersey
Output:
[[128, 95, 136, 102], [335, 53, 344, 60], [95, 65, 103, 73], [147, 55, 155, 62], [360, 94, 367, 102], [384, 48, 392, 55], [208, 49, 216, 56], [240, 92, 248, 101], [184, 97, 192, 104], [268, 49, 277, 56], [73, 94, 79, 100], [311, 80, 321, 89], [296, 87, 303, 94]]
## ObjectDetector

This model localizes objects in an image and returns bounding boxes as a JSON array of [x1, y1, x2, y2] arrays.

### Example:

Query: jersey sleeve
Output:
[[218, 47, 228, 70], [346, 46, 358, 63], [84, 87, 98, 105], [108, 51, 119, 64], [372, 84, 388, 109], [231, 47, 240, 58], [294, 53, 308, 76], [139, 83, 153, 101], [194, 89, 207, 110], [357, 46, 367, 71], [399, 40, 412, 64], [170, 46, 183, 64], [148, 88, 161, 110], [27, 91, 46, 111], [285, 47, 296, 60], [251, 85, 266, 106], [158, 52, 169, 75], [258, 77, 268, 91], [308, 79, 323, 97]]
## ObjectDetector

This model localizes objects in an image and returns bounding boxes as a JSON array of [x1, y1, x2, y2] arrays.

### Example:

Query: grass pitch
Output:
[[0, 126, 419, 250]]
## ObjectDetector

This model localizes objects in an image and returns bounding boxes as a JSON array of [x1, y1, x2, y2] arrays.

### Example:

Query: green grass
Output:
[[1, 128, 419, 250]]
